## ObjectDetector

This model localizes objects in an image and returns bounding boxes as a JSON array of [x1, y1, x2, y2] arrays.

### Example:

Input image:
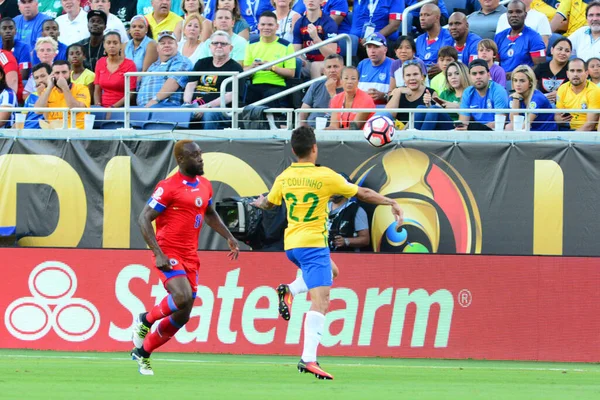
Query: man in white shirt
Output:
[[56, 0, 89, 45], [495, 0, 551, 45], [569, 1, 600, 62], [90, 0, 128, 42]]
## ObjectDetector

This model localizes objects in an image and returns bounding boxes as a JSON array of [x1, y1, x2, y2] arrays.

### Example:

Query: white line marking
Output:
[[0, 354, 595, 373]]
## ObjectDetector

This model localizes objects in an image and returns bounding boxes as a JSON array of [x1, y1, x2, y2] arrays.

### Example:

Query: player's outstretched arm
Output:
[[138, 205, 170, 270], [204, 204, 240, 260], [355, 187, 404, 228], [250, 193, 276, 210]]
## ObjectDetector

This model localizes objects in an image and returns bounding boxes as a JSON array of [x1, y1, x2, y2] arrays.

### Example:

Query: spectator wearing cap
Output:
[[74, 9, 107, 70], [90, 0, 128, 43], [299, 53, 344, 127], [32, 20, 68, 65], [94, 30, 136, 107], [467, 0, 507, 40], [457, 59, 509, 130], [0, 18, 34, 80], [496, 0, 551, 46], [137, 30, 192, 107], [146, 0, 183, 41], [243, 11, 295, 108], [448, 12, 481, 66], [292, 0, 338, 79], [56, 0, 90, 45], [416, 4, 454, 80], [357, 33, 393, 105], [125, 15, 159, 72], [328, 173, 370, 253], [349, 0, 402, 50], [568, 2, 600, 62], [15, 0, 52, 49]]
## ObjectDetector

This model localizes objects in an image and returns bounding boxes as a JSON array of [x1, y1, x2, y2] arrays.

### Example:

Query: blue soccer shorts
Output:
[[285, 247, 332, 289]]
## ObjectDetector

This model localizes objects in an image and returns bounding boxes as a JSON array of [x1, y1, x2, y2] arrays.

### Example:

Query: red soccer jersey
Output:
[[148, 171, 213, 258], [0, 49, 23, 103]]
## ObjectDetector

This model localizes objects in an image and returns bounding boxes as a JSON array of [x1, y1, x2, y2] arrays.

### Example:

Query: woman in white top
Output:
[[272, 0, 297, 43], [177, 0, 213, 43], [178, 13, 205, 66]]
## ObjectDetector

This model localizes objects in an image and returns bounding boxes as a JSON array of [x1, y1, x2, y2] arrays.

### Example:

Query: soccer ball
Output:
[[363, 115, 395, 148]]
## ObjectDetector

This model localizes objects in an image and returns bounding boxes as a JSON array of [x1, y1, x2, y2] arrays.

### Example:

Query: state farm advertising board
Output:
[[2, 248, 600, 362]]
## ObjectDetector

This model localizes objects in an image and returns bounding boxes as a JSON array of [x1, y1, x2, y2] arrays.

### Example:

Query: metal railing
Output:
[[219, 33, 353, 128]]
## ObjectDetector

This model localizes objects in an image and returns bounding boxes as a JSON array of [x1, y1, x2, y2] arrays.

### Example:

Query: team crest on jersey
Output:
[[169, 258, 179, 266], [529, 101, 537, 109], [153, 187, 164, 200], [582, 103, 587, 109], [425, 52, 431, 60], [378, 72, 386, 81], [246, 8, 252, 15], [195, 197, 203, 207], [507, 48, 514, 57]]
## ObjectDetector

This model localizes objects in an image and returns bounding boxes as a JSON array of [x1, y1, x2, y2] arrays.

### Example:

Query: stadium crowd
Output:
[[0, 0, 598, 130]]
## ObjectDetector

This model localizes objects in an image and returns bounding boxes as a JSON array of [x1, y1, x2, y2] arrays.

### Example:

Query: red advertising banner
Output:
[[1, 248, 599, 362]]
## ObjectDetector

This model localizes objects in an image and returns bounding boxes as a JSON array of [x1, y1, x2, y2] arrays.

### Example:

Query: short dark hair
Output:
[[291, 126, 316, 159], [0, 17, 15, 26], [587, 1, 600, 16], [67, 43, 84, 55], [52, 59, 71, 69], [468, 58, 489, 72], [325, 54, 344, 63], [394, 35, 416, 53], [551, 37, 572, 50], [438, 46, 458, 61], [568, 57, 587, 70], [588, 57, 600, 67], [32, 62, 51, 75], [42, 19, 58, 28], [259, 10, 277, 22]]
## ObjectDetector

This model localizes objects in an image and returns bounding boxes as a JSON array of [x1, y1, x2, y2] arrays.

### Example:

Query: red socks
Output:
[[142, 316, 182, 354], [146, 294, 180, 325]]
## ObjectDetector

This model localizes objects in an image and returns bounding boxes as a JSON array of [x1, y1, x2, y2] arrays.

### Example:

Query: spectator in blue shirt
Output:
[[15, 0, 52, 49], [507, 64, 557, 131], [32, 19, 68, 65], [350, 0, 403, 56], [137, 31, 193, 107], [415, 4, 454, 78], [293, 0, 338, 79], [0, 17, 33, 80], [357, 33, 393, 105], [494, 0, 546, 75], [457, 58, 509, 130], [448, 12, 481, 65], [23, 62, 51, 129]]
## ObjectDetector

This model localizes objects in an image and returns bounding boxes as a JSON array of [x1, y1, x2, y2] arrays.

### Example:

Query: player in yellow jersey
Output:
[[252, 126, 403, 380]]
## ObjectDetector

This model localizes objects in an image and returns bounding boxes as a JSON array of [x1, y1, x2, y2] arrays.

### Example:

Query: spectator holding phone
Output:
[[415, 61, 471, 130], [507, 64, 557, 131]]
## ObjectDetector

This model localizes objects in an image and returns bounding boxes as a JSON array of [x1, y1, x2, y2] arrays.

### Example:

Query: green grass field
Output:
[[1, 350, 600, 400]]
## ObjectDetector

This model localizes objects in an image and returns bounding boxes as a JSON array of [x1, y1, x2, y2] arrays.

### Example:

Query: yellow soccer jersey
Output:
[[267, 163, 359, 250], [531, 0, 557, 21], [556, 0, 587, 36], [556, 81, 600, 130]]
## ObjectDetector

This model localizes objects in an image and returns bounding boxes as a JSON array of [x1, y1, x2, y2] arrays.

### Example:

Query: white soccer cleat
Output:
[[132, 313, 150, 348], [131, 348, 154, 376]]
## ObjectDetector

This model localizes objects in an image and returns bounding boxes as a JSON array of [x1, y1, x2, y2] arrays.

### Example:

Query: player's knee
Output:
[[172, 291, 194, 310], [314, 294, 330, 314]]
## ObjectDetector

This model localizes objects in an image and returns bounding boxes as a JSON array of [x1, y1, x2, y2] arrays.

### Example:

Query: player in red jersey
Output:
[[0, 49, 23, 103], [131, 140, 240, 375]]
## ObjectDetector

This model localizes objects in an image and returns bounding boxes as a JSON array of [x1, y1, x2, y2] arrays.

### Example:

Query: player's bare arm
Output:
[[250, 193, 276, 210], [204, 204, 240, 260], [355, 187, 404, 228], [138, 205, 170, 271]]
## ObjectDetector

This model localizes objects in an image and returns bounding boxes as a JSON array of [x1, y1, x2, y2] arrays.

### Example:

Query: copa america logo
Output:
[[4, 261, 100, 342], [351, 148, 482, 254]]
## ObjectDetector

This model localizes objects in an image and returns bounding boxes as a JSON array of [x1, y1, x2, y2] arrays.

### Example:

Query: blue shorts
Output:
[[285, 247, 332, 289]]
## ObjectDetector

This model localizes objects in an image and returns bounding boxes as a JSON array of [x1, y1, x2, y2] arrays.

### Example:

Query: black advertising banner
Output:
[[1, 139, 598, 256]]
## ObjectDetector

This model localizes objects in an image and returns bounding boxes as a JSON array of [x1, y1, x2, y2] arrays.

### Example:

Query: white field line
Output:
[[0, 353, 596, 373]]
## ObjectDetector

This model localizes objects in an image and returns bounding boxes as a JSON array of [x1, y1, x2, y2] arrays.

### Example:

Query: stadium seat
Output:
[[142, 110, 192, 130], [99, 111, 125, 129], [444, 0, 468, 13], [89, 110, 106, 128], [130, 109, 151, 129]]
